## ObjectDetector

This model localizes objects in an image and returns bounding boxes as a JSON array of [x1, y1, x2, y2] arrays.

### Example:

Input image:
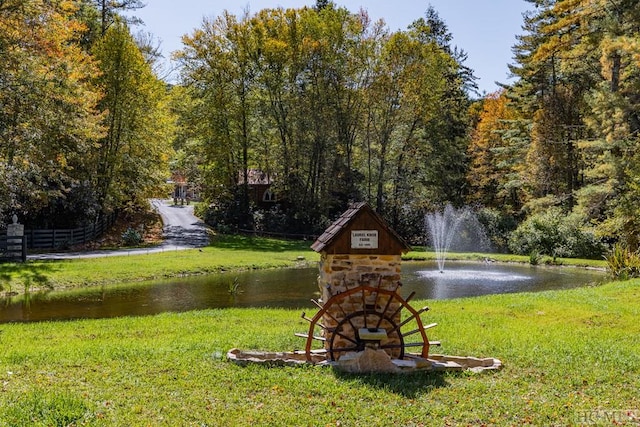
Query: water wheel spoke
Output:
[[402, 328, 422, 337], [311, 299, 340, 326], [361, 288, 368, 329], [374, 292, 396, 330], [330, 344, 361, 353], [386, 291, 416, 325], [301, 312, 328, 331], [333, 330, 359, 346], [387, 317, 413, 336], [334, 297, 361, 333], [294, 332, 326, 341], [381, 342, 424, 349]]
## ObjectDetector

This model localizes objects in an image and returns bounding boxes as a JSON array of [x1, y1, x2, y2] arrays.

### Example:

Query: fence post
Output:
[[7, 215, 25, 262]]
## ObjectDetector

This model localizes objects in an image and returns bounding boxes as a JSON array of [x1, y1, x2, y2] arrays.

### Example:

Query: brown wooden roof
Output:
[[311, 202, 411, 255]]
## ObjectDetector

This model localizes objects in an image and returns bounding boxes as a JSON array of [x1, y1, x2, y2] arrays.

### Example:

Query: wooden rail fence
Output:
[[0, 213, 117, 253]]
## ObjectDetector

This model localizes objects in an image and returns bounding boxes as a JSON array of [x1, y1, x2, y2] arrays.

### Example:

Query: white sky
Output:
[[133, 0, 531, 94]]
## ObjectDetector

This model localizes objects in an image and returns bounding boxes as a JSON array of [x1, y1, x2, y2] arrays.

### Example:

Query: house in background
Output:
[[170, 172, 199, 204], [239, 169, 277, 207]]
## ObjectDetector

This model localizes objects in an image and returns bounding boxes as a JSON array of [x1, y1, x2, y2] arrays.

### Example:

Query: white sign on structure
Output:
[[351, 230, 379, 249]]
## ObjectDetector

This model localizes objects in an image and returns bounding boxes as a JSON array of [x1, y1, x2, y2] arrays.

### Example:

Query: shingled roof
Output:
[[311, 202, 411, 254]]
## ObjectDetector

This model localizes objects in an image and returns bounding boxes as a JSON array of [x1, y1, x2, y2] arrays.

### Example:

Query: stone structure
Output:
[[310, 202, 412, 360]]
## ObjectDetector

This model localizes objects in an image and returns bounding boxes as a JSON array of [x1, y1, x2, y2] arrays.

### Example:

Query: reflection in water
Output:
[[416, 268, 532, 300], [0, 262, 606, 323], [418, 269, 532, 282]]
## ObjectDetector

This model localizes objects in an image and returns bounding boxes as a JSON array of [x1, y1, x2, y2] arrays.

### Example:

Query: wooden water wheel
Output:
[[297, 284, 438, 362]]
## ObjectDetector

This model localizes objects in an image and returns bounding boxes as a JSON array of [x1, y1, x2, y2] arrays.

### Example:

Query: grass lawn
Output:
[[1, 276, 638, 425], [0, 235, 320, 293]]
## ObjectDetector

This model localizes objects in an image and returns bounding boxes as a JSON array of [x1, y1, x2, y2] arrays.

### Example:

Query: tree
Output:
[[508, 0, 595, 214], [91, 21, 174, 214], [178, 11, 259, 228], [467, 90, 521, 210], [94, 0, 144, 35], [177, 4, 474, 236], [362, 17, 456, 234], [0, 0, 105, 227], [407, 9, 474, 208]]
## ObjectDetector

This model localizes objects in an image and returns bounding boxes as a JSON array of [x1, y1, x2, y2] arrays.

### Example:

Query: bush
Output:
[[476, 207, 517, 253], [605, 243, 640, 280], [529, 250, 542, 265], [509, 208, 605, 260], [253, 206, 288, 233], [121, 227, 143, 246]]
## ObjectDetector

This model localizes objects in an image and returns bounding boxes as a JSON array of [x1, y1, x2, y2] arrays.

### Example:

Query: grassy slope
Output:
[[1, 278, 638, 426]]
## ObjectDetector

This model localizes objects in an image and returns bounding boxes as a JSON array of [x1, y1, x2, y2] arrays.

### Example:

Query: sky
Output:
[[132, 0, 532, 95]]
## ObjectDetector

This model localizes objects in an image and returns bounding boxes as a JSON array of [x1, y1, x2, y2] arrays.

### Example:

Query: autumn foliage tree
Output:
[[92, 21, 174, 215], [0, 0, 105, 227], [467, 90, 523, 212], [493, 0, 640, 253], [1, 1, 174, 229]]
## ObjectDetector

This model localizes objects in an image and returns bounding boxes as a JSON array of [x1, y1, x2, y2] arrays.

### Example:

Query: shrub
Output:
[[253, 206, 288, 233], [121, 227, 143, 246], [509, 208, 605, 260], [529, 250, 542, 265], [605, 243, 640, 280]]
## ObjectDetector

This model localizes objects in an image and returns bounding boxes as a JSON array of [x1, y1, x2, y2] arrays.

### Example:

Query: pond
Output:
[[0, 261, 607, 323]]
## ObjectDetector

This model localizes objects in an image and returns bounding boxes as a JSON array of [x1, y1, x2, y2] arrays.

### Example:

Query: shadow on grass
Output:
[[333, 369, 454, 398], [0, 261, 56, 294], [210, 234, 313, 252]]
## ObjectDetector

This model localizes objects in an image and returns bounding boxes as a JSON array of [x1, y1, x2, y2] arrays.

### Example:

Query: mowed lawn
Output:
[[1, 276, 639, 426], [1, 235, 320, 292]]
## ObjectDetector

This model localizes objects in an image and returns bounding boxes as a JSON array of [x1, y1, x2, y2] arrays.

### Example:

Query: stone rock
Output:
[[335, 348, 399, 374]]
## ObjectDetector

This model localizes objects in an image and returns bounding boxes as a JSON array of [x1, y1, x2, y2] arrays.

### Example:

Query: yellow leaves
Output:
[[301, 36, 326, 54], [59, 0, 77, 12], [599, 35, 640, 79], [56, 154, 68, 168], [263, 38, 289, 62]]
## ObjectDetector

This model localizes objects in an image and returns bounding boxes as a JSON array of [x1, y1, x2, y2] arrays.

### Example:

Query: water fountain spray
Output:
[[425, 205, 468, 272]]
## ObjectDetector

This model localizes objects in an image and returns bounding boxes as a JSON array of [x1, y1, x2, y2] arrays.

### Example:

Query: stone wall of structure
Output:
[[318, 253, 404, 359]]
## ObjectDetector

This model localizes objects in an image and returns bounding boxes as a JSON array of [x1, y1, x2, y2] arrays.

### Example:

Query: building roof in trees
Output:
[[311, 202, 411, 255], [238, 169, 273, 186]]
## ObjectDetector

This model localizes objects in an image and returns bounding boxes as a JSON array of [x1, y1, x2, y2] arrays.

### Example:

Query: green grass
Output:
[[0, 235, 319, 292], [1, 279, 639, 425]]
